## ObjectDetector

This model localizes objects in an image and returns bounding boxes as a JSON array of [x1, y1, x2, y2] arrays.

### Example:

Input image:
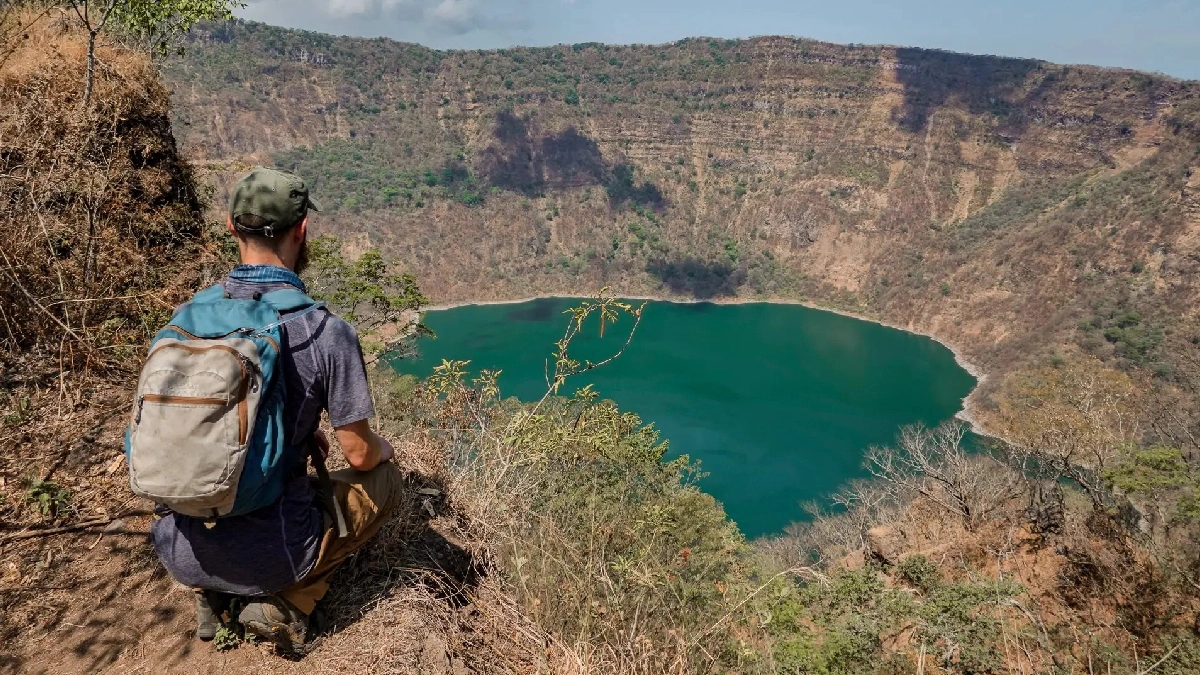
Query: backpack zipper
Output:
[[144, 343, 251, 444], [166, 325, 280, 353], [136, 394, 228, 424]]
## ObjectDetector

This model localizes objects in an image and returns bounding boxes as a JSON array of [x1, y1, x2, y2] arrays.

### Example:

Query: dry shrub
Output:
[[360, 363, 752, 675], [0, 10, 207, 370], [0, 12, 212, 660]]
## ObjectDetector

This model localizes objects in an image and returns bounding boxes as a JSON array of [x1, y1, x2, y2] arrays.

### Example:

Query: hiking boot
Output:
[[195, 592, 217, 642], [238, 596, 308, 653]]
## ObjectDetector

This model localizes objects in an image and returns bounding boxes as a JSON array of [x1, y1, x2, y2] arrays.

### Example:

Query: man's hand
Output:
[[334, 419, 394, 471]]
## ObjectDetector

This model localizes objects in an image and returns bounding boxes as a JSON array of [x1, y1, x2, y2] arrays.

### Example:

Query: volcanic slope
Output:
[[165, 20, 1200, 416]]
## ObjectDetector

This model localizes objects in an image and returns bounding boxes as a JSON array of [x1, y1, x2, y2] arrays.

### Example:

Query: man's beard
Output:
[[294, 236, 310, 276]]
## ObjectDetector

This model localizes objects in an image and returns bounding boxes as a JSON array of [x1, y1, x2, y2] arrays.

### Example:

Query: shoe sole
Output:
[[241, 618, 304, 654]]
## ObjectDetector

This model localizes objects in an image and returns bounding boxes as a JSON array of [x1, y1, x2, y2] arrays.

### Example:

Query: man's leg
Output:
[[281, 461, 405, 614], [239, 462, 403, 649]]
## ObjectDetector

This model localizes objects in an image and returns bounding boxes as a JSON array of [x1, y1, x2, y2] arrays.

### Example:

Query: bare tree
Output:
[[66, 0, 119, 104], [996, 358, 1142, 509], [865, 421, 1023, 530], [63, 0, 242, 104]]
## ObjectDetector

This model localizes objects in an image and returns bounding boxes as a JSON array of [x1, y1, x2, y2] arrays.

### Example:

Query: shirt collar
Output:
[[228, 264, 307, 293]]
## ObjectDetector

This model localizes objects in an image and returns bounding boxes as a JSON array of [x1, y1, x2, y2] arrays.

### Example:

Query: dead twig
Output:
[[0, 248, 89, 347], [0, 517, 113, 543], [1137, 643, 1182, 675], [0, 584, 68, 593]]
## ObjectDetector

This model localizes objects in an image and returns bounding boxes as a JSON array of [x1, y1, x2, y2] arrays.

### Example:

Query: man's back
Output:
[[144, 167, 403, 653], [150, 269, 374, 596]]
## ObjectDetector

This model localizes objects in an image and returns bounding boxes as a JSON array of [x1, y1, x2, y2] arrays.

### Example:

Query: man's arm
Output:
[[327, 420, 394, 471], [314, 315, 391, 471]]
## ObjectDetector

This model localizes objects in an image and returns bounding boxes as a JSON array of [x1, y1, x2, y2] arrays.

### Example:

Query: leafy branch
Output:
[[302, 234, 431, 363], [64, 0, 243, 104], [535, 288, 645, 414]]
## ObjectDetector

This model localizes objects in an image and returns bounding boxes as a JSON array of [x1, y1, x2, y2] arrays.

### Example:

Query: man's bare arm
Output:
[[331, 420, 394, 471]]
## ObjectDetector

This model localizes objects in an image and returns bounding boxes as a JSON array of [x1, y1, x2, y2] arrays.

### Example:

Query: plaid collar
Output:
[[228, 264, 307, 293]]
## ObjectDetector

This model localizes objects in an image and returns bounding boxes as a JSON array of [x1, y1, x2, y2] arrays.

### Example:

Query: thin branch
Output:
[[1137, 643, 1181, 675], [0, 585, 68, 593], [0, 517, 112, 543], [0, 248, 89, 346], [693, 566, 826, 644], [44, 291, 158, 307]]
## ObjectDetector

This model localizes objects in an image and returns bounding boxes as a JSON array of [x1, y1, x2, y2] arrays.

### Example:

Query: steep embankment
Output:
[[164, 21, 1200, 424], [0, 18, 539, 675]]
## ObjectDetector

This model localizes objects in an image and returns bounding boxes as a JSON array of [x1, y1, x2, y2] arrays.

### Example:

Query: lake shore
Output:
[[425, 294, 992, 437]]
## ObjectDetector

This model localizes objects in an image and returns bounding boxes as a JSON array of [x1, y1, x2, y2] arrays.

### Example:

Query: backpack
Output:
[[125, 285, 323, 519]]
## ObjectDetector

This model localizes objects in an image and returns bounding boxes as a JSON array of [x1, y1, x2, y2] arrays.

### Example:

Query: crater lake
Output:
[[400, 298, 977, 538]]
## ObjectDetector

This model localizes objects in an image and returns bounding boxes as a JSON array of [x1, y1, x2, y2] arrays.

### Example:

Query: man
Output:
[[149, 167, 403, 651]]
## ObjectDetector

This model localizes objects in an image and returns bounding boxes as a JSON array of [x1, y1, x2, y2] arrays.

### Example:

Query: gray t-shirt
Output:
[[151, 277, 375, 596]]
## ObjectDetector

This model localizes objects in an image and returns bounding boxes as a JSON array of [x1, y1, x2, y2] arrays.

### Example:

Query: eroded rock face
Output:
[[866, 525, 906, 566], [166, 24, 1200, 424]]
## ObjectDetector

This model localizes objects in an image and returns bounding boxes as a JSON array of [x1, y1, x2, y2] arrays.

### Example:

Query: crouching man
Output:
[[128, 168, 403, 652]]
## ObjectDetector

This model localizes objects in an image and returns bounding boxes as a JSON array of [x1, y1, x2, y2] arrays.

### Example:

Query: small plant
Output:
[[940, 282, 952, 296], [897, 555, 940, 592], [2, 394, 31, 427], [212, 624, 242, 651], [24, 478, 72, 519]]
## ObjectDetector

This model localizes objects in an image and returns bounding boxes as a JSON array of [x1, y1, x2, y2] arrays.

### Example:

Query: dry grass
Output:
[[0, 10, 210, 366], [756, 455, 1200, 674]]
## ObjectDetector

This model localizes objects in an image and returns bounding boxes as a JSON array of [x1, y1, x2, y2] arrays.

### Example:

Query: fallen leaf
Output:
[[105, 455, 125, 475]]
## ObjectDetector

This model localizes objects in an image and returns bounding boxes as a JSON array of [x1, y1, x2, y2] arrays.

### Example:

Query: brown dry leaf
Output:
[[104, 454, 125, 475]]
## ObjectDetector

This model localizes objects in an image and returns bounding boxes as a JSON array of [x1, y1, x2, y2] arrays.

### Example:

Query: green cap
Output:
[[228, 167, 322, 237]]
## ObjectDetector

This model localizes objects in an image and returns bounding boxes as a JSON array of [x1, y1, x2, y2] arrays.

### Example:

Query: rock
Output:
[[421, 633, 451, 675], [102, 519, 126, 535], [866, 525, 904, 565]]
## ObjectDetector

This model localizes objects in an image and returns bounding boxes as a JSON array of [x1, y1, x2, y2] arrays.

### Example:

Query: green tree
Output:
[[302, 235, 431, 362], [65, 0, 243, 103]]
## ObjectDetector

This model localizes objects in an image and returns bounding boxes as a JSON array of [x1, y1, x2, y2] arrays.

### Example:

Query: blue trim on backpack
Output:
[[127, 284, 320, 517]]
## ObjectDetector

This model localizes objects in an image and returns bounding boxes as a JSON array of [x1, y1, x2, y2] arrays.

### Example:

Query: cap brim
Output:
[[307, 197, 322, 213]]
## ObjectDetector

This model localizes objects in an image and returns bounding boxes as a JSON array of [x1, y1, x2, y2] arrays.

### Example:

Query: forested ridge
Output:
[[166, 20, 1200, 428]]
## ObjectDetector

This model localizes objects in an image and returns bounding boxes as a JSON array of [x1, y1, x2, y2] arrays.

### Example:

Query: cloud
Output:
[[239, 0, 542, 49], [323, 0, 375, 17], [425, 0, 485, 34], [288, 0, 487, 34]]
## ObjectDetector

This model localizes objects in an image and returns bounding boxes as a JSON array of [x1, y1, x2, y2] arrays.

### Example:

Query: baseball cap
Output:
[[228, 167, 322, 237]]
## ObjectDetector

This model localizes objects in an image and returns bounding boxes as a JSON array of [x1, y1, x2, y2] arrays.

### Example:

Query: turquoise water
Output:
[[399, 298, 976, 538]]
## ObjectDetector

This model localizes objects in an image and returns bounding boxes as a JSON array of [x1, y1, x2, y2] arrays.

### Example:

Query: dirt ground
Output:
[[0, 386, 540, 675]]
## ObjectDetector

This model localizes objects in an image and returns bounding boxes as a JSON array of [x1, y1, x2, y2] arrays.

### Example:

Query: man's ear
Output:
[[294, 217, 308, 243], [226, 217, 236, 235]]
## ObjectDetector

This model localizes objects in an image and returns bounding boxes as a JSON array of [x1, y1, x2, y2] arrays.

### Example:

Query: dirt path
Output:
[[1, 423, 529, 675]]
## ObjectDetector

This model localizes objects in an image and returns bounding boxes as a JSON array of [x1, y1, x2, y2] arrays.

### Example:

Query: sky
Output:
[[238, 0, 1200, 80]]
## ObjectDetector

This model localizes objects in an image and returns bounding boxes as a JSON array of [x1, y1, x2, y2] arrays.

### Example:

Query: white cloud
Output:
[[296, 0, 486, 33], [239, 0, 542, 49], [424, 0, 484, 34], [324, 0, 375, 17]]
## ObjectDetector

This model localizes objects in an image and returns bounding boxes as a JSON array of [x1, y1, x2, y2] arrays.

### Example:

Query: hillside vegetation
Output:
[[5, 10, 1200, 675]]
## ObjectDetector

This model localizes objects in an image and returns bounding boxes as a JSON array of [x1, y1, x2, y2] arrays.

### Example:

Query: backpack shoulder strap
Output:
[[190, 284, 227, 305], [261, 288, 318, 313]]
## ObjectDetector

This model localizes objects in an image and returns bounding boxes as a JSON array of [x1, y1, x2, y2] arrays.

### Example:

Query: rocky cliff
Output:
[[164, 20, 1200, 419]]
